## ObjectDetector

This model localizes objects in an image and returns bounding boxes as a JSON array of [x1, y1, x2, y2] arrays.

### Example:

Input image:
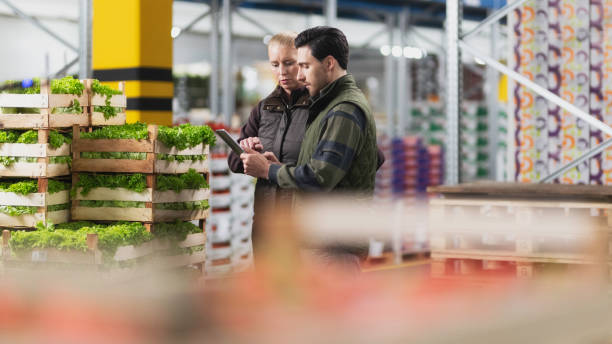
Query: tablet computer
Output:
[[215, 129, 244, 155]]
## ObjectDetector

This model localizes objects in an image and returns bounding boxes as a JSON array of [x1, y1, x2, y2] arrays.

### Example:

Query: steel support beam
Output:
[[359, 27, 387, 49], [78, 0, 92, 79], [486, 19, 500, 180], [173, 10, 211, 40], [0, 0, 78, 52], [222, 0, 233, 125], [384, 14, 396, 138], [461, 0, 529, 41], [52, 57, 79, 78], [325, 0, 337, 27], [209, 0, 220, 119], [460, 41, 612, 137], [234, 8, 274, 36], [541, 138, 612, 183], [397, 9, 409, 136], [445, 0, 461, 185]]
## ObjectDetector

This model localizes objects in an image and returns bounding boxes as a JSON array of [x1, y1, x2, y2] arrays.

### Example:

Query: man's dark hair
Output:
[[295, 26, 349, 70]]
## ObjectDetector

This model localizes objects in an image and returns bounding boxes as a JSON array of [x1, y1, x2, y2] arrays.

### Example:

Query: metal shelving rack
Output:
[[446, 0, 612, 185], [0, 0, 92, 79]]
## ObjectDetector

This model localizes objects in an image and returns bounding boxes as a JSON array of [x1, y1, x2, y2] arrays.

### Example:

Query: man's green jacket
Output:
[[268, 74, 378, 194]]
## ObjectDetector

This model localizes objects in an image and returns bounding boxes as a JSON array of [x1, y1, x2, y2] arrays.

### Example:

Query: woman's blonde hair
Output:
[[268, 32, 298, 48]]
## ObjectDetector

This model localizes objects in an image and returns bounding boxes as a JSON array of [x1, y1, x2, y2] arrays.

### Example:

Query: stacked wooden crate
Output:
[[0, 79, 211, 274], [428, 183, 612, 279], [69, 123, 209, 271], [70, 124, 210, 224], [0, 79, 85, 228]]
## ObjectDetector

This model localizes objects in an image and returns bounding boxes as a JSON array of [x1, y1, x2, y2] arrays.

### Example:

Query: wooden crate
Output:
[[72, 125, 210, 174], [87, 80, 127, 126], [1, 227, 206, 273], [428, 183, 612, 264], [0, 129, 70, 177], [0, 80, 89, 128], [0, 178, 69, 227], [70, 173, 209, 222]]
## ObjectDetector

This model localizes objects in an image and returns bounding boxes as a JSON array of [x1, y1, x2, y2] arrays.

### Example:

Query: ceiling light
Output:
[[380, 45, 391, 56], [171, 26, 182, 39]]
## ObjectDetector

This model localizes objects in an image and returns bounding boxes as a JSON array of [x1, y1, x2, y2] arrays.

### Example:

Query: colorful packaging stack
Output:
[[205, 123, 234, 276], [375, 135, 445, 200], [374, 135, 392, 200], [460, 103, 490, 182], [205, 124, 254, 277], [427, 145, 444, 190]]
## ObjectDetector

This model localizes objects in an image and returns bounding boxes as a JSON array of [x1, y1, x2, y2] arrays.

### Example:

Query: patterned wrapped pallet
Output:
[[429, 196, 611, 264]]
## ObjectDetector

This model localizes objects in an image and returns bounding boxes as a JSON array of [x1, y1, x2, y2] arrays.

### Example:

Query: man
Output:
[[240, 26, 378, 196]]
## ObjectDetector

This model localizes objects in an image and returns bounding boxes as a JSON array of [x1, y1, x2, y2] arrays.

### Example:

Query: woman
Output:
[[228, 32, 310, 246]]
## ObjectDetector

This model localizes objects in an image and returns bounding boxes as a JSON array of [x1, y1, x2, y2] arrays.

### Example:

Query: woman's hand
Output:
[[239, 137, 263, 152], [263, 152, 280, 164]]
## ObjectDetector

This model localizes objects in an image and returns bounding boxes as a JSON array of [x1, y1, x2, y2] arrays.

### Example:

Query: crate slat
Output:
[[71, 206, 153, 222], [154, 160, 209, 174], [153, 209, 208, 222], [74, 139, 153, 153], [152, 189, 210, 203], [0, 192, 45, 207], [72, 207, 208, 222], [74, 187, 153, 202], [46, 209, 70, 225], [0, 143, 70, 157], [154, 142, 209, 156], [91, 94, 127, 107], [0, 94, 48, 108], [48, 114, 89, 128], [48, 94, 89, 108], [12, 248, 99, 265], [72, 159, 154, 173], [113, 241, 155, 261], [47, 191, 70, 205], [166, 233, 206, 249], [0, 190, 68, 207], [90, 112, 126, 126], [0, 162, 70, 178], [0, 209, 68, 227], [0, 114, 48, 128], [154, 235, 206, 252], [0, 213, 43, 227]]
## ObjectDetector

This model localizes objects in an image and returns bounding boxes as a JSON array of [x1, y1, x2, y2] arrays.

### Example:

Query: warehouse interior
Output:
[[1, 0, 611, 342]]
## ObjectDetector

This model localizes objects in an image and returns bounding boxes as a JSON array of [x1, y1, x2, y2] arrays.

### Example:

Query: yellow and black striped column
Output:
[[92, 0, 173, 125]]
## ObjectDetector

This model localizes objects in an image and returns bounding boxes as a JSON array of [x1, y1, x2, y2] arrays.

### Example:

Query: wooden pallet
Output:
[[430, 258, 608, 280], [71, 124, 210, 174], [1, 228, 206, 274], [0, 80, 89, 129], [0, 178, 69, 227], [86, 80, 127, 126], [70, 173, 209, 223], [430, 232, 608, 264], [429, 183, 612, 265], [0, 129, 70, 177]]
